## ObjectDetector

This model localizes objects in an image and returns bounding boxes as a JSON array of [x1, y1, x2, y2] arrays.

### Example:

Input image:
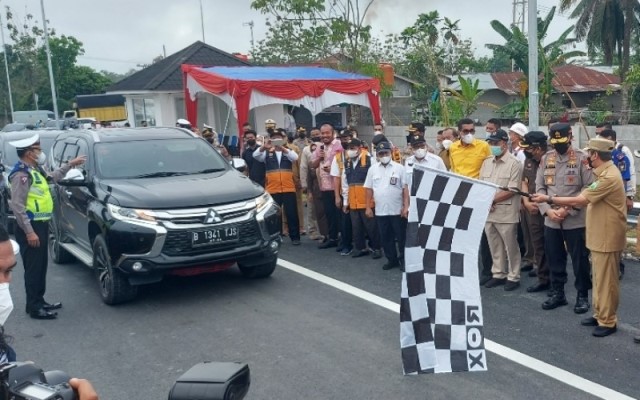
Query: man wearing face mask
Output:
[[293, 126, 309, 151], [330, 130, 355, 255], [9, 134, 86, 319], [480, 129, 524, 291], [535, 123, 593, 314], [241, 130, 265, 187], [404, 134, 446, 194], [300, 128, 324, 240], [520, 131, 551, 293], [438, 127, 457, 170], [341, 139, 382, 259]]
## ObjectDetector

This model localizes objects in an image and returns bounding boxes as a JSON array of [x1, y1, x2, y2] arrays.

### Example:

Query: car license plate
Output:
[[191, 227, 239, 247]]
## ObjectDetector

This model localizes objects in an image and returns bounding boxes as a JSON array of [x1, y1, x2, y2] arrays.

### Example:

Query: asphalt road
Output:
[[5, 236, 640, 400]]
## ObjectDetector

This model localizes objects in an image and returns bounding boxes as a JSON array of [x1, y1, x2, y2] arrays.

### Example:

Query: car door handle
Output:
[[64, 190, 73, 197]]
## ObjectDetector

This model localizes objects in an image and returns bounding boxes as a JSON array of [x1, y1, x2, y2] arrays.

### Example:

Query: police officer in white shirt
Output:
[[364, 141, 409, 270], [404, 134, 447, 193]]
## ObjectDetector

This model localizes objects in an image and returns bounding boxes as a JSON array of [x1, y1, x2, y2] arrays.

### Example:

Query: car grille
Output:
[[162, 220, 261, 256]]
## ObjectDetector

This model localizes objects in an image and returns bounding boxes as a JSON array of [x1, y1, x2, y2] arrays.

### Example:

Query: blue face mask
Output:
[[490, 145, 503, 157]]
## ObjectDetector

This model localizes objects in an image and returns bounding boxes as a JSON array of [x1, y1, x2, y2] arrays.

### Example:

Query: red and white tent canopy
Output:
[[181, 65, 382, 135]]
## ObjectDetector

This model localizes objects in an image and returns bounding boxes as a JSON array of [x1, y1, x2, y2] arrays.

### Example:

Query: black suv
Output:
[[49, 128, 282, 304]]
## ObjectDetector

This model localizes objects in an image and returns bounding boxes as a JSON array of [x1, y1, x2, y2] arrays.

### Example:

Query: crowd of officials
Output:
[[240, 117, 639, 341]]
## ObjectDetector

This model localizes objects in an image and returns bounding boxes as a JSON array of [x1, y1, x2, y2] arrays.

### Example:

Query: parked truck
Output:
[[63, 94, 127, 123]]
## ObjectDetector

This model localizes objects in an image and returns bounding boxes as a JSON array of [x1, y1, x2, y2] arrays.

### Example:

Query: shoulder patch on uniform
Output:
[[589, 181, 598, 190], [20, 176, 27, 184]]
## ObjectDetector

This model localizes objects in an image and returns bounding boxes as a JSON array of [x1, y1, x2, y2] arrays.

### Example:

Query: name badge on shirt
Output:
[[390, 177, 398, 186]]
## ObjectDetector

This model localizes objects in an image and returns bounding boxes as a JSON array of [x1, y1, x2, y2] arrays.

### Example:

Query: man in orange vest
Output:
[[341, 139, 382, 259], [253, 128, 301, 245]]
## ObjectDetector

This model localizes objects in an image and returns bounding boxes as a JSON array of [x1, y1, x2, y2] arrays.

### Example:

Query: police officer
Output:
[[176, 118, 192, 130], [520, 131, 551, 293], [9, 134, 86, 319], [535, 123, 594, 313]]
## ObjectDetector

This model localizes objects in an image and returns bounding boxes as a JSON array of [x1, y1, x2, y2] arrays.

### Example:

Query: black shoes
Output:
[[528, 269, 537, 278], [30, 308, 57, 320], [592, 325, 617, 337], [479, 275, 492, 286], [619, 262, 625, 280], [504, 281, 520, 291], [382, 261, 401, 270], [484, 278, 507, 288], [352, 250, 370, 258], [574, 295, 590, 314], [542, 293, 568, 310], [371, 250, 382, 259], [581, 317, 598, 326], [43, 302, 62, 311], [527, 282, 550, 293], [291, 240, 301, 246], [318, 240, 338, 249]]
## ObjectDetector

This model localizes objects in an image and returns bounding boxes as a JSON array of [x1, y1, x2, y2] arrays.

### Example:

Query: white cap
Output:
[[176, 118, 191, 125], [10, 240, 18, 255], [509, 122, 527, 137], [265, 118, 276, 125], [203, 123, 212, 129], [9, 134, 39, 149]]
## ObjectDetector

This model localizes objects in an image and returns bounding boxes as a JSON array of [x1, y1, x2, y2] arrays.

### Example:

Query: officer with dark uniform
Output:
[[535, 123, 594, 313], [9, 134, 86, 319], [520, 131, 551, 293]]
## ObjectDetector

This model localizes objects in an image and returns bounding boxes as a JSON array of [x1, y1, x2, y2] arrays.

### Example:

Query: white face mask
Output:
[[462, 134, 474, 144], [36, 152, 47, 165], [374, 130, 383, 136], [435, 142, 444, 151], [0, 283, 13, 326], [442, 139, 453, 150], [380, 156, 391, 165], [347, 149, 359, 159], [414, 148, 427, 159]]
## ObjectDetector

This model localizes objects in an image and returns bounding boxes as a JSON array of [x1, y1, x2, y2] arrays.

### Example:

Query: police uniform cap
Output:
[[549, 123, 571, 144], [9, 133, 40, 149], [297, 126, 306, 133], [586, 137, 615, 152], [409, 135, 426, 146], [348, 138, 363, 148], [176, 118, 191, 126], [486, 129, 509, 142], [406, 122, 425, 133], [265, 118, 277, 128], [520, 131, 547, 148], [339, 129, 353, 138], [372, 134, 389, 146], [376, 141, 392, 151]]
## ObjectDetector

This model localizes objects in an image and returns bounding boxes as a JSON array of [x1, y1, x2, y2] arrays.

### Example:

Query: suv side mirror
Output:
[[58, 169, 86, 186], [231, 157, 247, 172]]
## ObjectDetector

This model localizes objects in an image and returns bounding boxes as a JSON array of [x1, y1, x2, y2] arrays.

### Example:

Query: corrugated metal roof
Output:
[[551, 64, 621, 92], [448, 73, 497, 91], [490, 72, 524, 96]]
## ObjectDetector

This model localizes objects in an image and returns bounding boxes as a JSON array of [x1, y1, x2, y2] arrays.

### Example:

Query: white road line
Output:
[[278, 259, 635, 400]]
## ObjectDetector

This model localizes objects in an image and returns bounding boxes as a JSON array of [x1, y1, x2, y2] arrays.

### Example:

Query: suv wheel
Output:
[[93, 234, 137, 305], [49, 219, 74, 264], [237, 259, 277, 279]]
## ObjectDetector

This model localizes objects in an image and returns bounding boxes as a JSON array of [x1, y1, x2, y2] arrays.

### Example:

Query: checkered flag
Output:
[[401, 165, 495, 374]]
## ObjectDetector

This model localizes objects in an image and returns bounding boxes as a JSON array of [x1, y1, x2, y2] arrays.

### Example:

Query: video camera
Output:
[[0, 361, 250, 400]]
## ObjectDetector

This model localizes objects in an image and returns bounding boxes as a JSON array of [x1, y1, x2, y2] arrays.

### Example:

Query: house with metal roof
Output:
[[106, 41, 251, 130], [448, 65, 621, 123]]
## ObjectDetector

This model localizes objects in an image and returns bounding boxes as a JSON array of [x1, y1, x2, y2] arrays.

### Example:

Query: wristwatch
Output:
[[546, 195, 554, 205]]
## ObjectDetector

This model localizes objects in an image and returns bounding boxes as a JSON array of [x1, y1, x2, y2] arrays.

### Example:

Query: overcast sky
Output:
[[1, 0, 576, 74]]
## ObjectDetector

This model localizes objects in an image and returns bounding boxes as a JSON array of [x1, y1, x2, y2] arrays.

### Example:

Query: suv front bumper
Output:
[[107, 200, 282, 276]]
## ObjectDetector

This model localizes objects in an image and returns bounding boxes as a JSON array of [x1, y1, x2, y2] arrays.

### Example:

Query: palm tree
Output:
[[559, 0, 640, 122]]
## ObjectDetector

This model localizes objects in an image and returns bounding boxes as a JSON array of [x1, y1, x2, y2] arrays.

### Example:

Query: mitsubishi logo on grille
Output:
[[204, 209, 223, 224]]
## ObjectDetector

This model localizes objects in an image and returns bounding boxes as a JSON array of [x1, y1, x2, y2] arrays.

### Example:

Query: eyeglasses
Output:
[[461, 129, 475, 134]]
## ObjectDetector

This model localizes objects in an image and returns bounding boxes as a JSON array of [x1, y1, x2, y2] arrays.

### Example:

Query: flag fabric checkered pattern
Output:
[[400, 165, 495, 374]]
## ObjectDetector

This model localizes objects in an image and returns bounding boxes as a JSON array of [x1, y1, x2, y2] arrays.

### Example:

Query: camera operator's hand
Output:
[[69, 378, 99, 400]]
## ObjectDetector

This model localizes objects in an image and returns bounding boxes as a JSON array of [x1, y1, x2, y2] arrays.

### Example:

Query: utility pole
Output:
[[199, 0, 205, 43], [0, 11, 14, 120], [528, 0, 539, 130], [243, 21, 255, 49], [512, 0, 527, 71], [40, 0, 58, 121]]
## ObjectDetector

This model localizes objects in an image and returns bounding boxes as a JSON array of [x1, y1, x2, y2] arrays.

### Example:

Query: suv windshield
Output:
[[95, 138, 229, 179]]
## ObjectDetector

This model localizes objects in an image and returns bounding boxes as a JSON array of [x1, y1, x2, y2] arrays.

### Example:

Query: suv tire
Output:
[[93, 234, 137, 305], [49, 219, 74, 264], [238, 259, 277, 279]]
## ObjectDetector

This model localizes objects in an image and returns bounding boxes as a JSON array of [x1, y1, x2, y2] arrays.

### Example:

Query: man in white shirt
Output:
[[404, 134, 447, 193], [364, 141, 409, 270]]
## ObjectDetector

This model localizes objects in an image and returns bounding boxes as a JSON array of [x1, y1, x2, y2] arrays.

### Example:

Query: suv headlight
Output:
[[255, 192, 274, 213], [107, 204, 158, 225]]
